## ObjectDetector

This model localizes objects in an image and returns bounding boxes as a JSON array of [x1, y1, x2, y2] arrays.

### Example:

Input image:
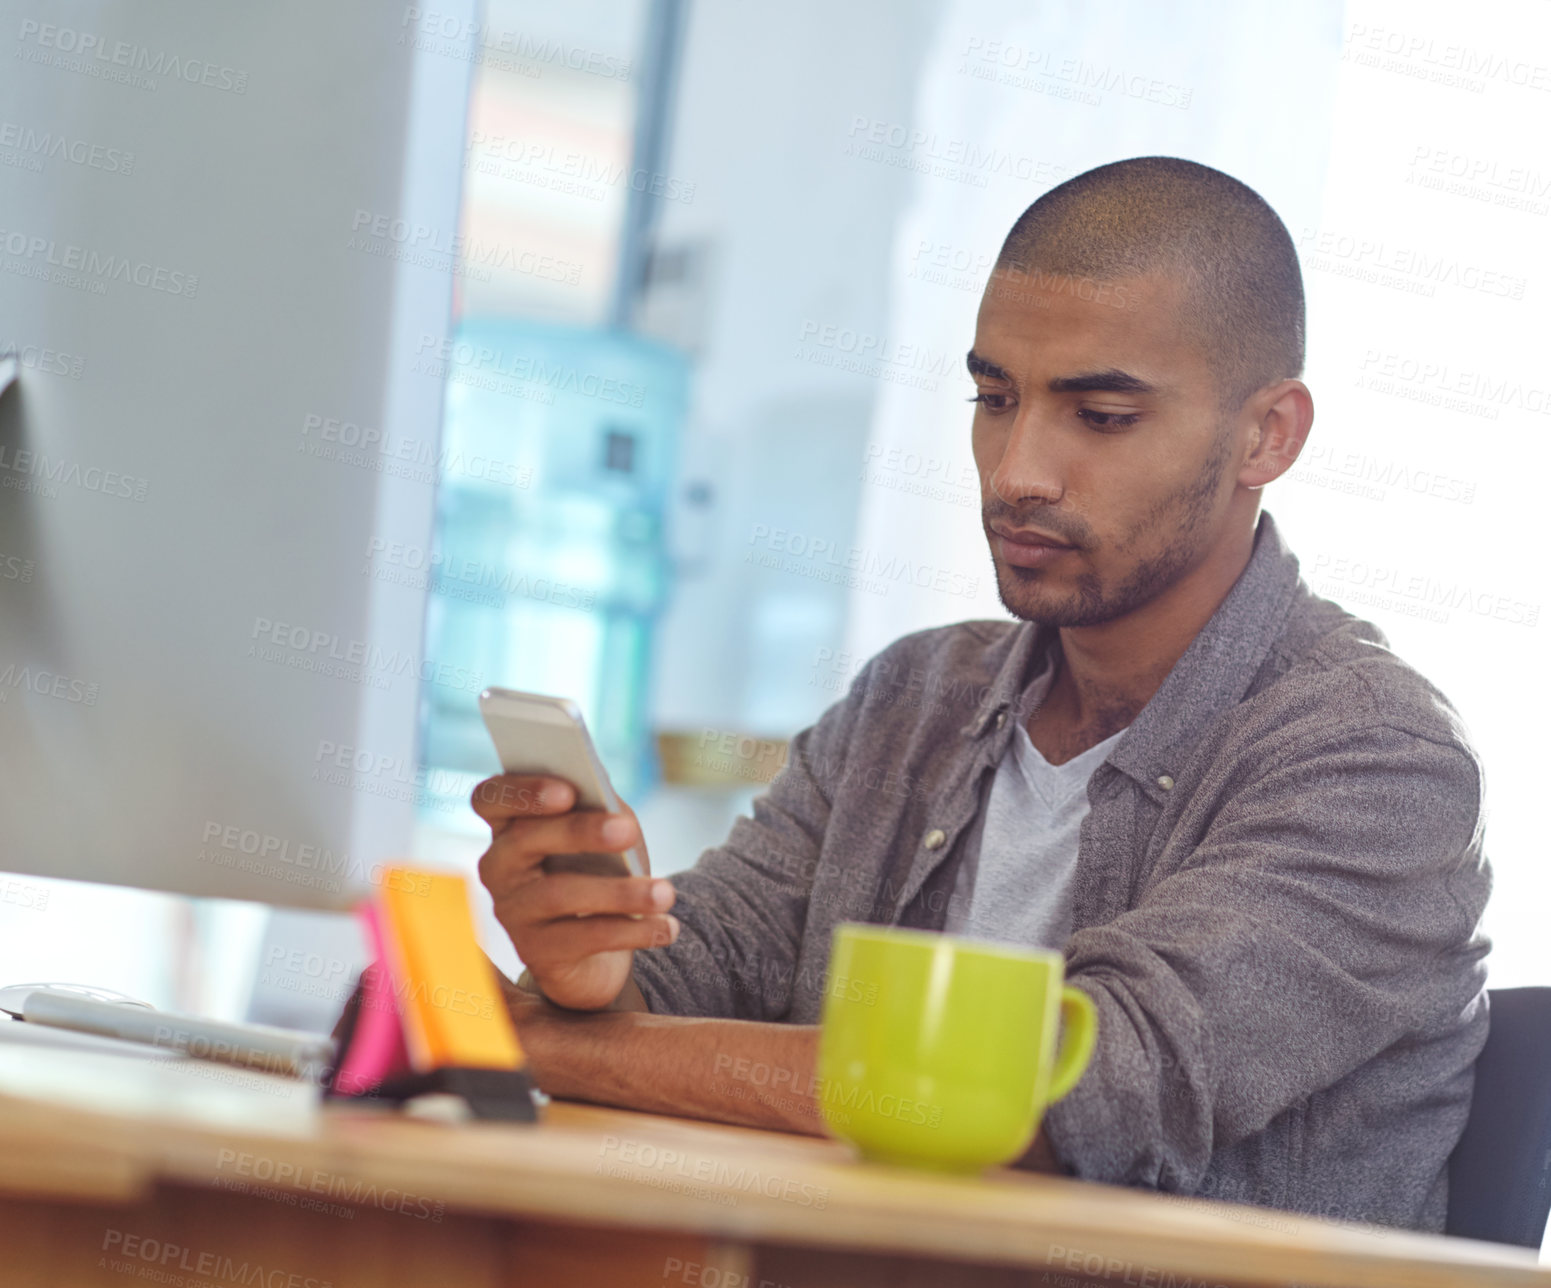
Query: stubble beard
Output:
[[990, 425, 1236, 627]]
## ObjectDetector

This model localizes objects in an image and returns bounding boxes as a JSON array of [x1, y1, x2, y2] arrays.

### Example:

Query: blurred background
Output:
[[2, 0, 1547, 1034]]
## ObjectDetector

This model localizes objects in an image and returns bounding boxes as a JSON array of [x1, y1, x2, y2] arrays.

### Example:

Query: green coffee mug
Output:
[[816, 922, 1097, 1172]]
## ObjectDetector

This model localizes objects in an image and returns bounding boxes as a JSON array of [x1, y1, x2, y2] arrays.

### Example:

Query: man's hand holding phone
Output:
[[472, 774, 680, 1011]]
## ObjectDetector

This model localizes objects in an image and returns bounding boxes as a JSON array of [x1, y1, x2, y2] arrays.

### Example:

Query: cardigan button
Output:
[[923, 829, 947, 850], [1157, 774, 1175, 790]]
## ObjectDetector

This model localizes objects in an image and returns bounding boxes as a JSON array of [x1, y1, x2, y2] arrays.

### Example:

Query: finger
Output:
[[470, 775, 575, 826], [478, 835, 548, 895], [477, 807, 639, 894], [519, 874, 676, 924], [507, 806, 639, 864], [520, 914, 681, 969]]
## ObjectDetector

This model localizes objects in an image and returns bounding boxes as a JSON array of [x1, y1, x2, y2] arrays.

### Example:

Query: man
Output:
[[472, 157, 1491, 1233]]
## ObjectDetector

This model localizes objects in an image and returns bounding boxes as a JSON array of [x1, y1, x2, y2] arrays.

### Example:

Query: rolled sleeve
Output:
[[1041, 720, 1489, 1192]]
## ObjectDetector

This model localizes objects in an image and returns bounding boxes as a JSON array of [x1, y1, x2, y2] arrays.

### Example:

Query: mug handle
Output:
[[1046, 986, 1098, 1102]]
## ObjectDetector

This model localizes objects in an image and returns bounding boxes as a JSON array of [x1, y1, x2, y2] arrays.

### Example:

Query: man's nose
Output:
[[986, 415, 1065, 506]]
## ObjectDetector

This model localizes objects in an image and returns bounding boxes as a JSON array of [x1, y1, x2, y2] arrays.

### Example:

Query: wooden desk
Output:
[[0, 1023, 1545, 1288]]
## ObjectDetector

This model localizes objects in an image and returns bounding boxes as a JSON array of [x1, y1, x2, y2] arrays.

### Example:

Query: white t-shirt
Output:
[[943, 654, 1128, 950]]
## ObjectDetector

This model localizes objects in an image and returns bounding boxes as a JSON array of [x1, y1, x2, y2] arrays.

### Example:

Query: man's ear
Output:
[[1240, 379, 1313, 490]]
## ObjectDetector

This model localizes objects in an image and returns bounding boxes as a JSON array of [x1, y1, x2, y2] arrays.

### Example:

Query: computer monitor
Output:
[[0, 4, 477, 913]]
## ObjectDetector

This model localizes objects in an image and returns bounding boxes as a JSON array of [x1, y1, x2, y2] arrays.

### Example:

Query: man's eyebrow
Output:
[[966, 354, 1164, 397], [965, 349, 1010, 380], [1047, 368, 1162, 397]]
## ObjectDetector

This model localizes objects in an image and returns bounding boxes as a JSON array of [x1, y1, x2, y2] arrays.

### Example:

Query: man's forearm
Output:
[[519, 1001, 829, 1135]]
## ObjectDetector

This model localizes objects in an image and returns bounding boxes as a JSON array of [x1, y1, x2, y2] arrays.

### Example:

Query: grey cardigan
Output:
[[633, 509, 1492, 1232]]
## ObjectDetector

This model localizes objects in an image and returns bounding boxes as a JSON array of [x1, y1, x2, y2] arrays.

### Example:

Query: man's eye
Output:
[[967, 392, 1013, 412], [1076, 408, 1140, 431]]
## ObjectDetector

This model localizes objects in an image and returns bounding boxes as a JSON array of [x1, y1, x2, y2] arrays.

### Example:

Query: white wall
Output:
[[645, 0, 941, 739]]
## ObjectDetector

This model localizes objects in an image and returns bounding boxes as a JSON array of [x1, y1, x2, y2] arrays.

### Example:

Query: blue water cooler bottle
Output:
[[417, 318, 689, 826]]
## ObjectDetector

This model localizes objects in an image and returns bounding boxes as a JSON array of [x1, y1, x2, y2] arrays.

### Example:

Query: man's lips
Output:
[[990, 523, 1073, 548], [990, 523, 1076, 569]]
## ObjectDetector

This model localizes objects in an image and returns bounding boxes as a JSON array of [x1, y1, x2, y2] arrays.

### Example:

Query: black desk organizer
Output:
[[322, 978, 539, 1122]]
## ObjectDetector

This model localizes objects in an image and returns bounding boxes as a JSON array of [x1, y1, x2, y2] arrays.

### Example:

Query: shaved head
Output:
[[993, 157, 1305, 412]]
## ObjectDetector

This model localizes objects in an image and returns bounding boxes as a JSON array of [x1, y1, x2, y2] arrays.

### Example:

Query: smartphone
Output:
[[477, 687, 646, 878]]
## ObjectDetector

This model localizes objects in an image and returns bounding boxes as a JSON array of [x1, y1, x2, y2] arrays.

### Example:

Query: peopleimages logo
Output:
[[1357, 349, 1551, 417], [0, 340, 86, 380], [399, 8, 632, 81], [843, 116, 1072, 189], [746, 523, 981, 601], [1342, 22, 1551, 94], [1408, 145, 1551, 213], [14, 20, 250, 94], [1312, 553, 1538, 627], [214, 1148, 447, 1222], [792, 318, 959, 394], [466, 132, 696, 205], [597, 1136, 829, 1209], [299, 412, 531, 489], [197, 820, 439, 899], [1295, 227, 1526, 300], [0, 227, 198, 298], [0, 660, 99, 706], [99, 1230, 328, 1286], [246, 615, 484, 694], [413, 334, 647, 406], [348, 210, 582, 285], [0, 121, 134, 174], [364, 539, 594, 612], [0, 443, 150, 502], [958, 37, 1193, 109]]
